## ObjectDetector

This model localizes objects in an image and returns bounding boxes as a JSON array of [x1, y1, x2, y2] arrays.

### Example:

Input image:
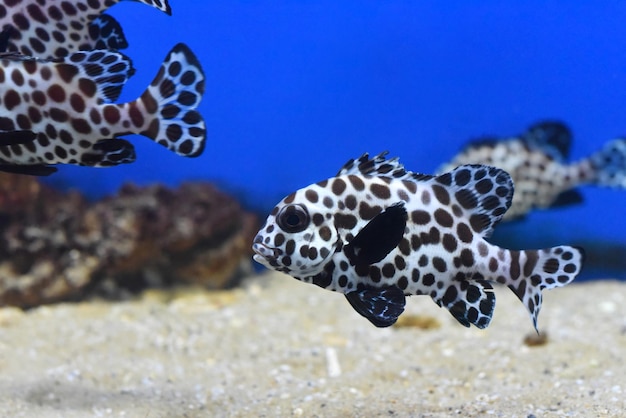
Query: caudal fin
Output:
[[585, 139, 626, 188], [138, 43, 206, 158], [506, 246, 584, 331]]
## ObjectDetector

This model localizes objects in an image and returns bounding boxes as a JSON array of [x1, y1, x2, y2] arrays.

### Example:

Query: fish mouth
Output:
[[252, 242, 282, 267]]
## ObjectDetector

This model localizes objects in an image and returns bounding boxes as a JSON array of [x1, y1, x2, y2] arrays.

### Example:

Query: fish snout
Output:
[[252, 240, 282, 261]]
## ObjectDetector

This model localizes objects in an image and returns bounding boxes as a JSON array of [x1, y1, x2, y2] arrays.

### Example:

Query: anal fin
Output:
[[434, 278, 496, 329], [549, 189, 584, 209], [79, 138, 136, 167], [345, 286, 406, 327]]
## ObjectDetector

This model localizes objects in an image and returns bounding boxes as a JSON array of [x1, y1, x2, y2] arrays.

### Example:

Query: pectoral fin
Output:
[[345, 285, 406, 327], [345, 202, 407, 266]]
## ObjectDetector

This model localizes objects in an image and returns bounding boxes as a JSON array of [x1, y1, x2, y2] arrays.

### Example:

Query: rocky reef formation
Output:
[[0, 173, 257, 308]]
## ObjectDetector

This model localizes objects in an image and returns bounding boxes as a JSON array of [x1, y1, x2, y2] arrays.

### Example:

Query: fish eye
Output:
[[277, 204, 310, 233]]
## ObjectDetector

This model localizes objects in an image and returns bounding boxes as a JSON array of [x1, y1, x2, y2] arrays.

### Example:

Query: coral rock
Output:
[[0, 173, 257, 308]]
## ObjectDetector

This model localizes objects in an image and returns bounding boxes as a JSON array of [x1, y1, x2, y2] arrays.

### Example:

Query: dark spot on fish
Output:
[[398, 239, 411, 256], [441, 285, 458, 305], [332, 178, 347, 195], [432, 257, 446, 272], [348, 175, 365, 191], [181, 71, 196, 86], [305, 189, 318, 203], [489, 257, 498, 273], [103, 106, 121, 124], [434, 208, 453, 228], [460, 249, 474, 267], [335, 213, 357, 229], [411, 210, 430, 225], [422, 273, 435, 286], [4, 90, 21, 110], [358, 201, 382, 220], [543, 258, 559, 274], [370, 183, 391, 199], [382, 263, 396, 278], [50, 108, 69, 122], [32, 91, 46, 106], [178, 91, 197, 106], [442, 234, 457, 252], [11, 69, 24, 86], [345, 194, 357, 210], [70, 93, 86, 113], [432, 185, 449, 205], [78, 78, 96, 98]]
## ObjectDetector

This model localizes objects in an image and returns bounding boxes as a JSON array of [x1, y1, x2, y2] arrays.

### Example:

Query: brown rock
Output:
[[0, 173, 257, 308]]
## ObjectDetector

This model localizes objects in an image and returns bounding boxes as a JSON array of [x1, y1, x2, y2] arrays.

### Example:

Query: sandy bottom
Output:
[[0, 272, 625, 417]]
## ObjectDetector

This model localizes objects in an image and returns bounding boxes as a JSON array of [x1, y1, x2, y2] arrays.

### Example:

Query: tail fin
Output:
[[506, 246, 584, 331], [585, 139, 626, 188], [138, 43, 206, 157]]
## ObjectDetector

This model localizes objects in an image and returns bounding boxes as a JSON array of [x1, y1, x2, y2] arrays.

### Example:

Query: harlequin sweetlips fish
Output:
[[252, 152, 584, 330], [438, 121, 626, 220], [0, 43, 205, 175], [0, 0, 171, 58]]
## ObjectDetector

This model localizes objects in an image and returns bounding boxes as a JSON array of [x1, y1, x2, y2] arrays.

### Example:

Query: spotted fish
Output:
[[252, 152, 584, 330], [0, 0, 171, 58], [438, 121, 626, 220], [0, 43, 205, 175]]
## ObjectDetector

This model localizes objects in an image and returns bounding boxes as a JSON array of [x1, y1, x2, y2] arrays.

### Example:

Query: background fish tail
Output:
[[502, 246, 584, 331], [137, 43, 206, 158], [580, 139, 626, 188]]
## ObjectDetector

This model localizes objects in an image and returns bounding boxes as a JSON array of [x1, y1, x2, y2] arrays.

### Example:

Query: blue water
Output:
[[46, 1, 626, 279]]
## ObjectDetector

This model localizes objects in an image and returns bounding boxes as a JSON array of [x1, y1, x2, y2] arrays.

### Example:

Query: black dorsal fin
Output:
[[522, 120, 572, 161]]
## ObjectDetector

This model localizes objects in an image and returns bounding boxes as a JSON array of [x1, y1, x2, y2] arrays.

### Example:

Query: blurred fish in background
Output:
[[438, 121, 626, 220]]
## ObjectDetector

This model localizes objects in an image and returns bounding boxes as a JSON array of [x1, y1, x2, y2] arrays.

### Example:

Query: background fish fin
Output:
[[78, 138, 136, 167], [133, 0, 172, 15], [432, 277, 495, 329], [585, 138, 626, 188], [433, 165, 513, 238], [505, 246, 584, 331], [521, 120, 572, 161], [549, 189, 584, 209], [88, 14, 128, 51], [0, 164, 57, 176], [345, 202, 407, 266], [62, 49, 135, 103], [0, 130, 37, 146], [137, 43, 206, 157], [345, 286, 406, 327], [336, 152, 434, 181], [459, 136, 501, 152]]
